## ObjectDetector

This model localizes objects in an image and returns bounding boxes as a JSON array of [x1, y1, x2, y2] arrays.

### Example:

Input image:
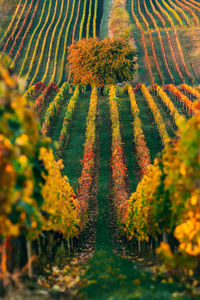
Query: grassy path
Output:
[[118, 96, 138, 192], [74, 96, 188, 300], [135, 91, 162, 161], [62, 93, 90, 190]]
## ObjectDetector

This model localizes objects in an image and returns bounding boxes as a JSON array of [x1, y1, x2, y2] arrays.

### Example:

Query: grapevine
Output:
[[1, 0, 29, 56], [78, 86, 98, 229], [29, 0, 59, 87], [72, 0, 81, 42], [109, 85, 129, 231], [86, 0, 93, 38], [163, 84, 195, 115], [56, 86, 80, 154], [25, 0, 52, 82], [12, 0, 40, 66], [93, 0, 98, 37], [41, 0, 65, 84], [153, 83, 184, 126], [9, 0, 35, 58], [137, 0, 164, 84], [50, 0, 70, 83], [140, 83, 170, 146], [131, 0, 154, 84], [41, 82, 69, 136], [143, 0, 174, 83], [179, 83, 200, 102], [0, 0, 22, 46], [58, 0, 76, 86], [19, 0, 48, 77], [79, 0, 88, 40], [128, 84, 151, 177]]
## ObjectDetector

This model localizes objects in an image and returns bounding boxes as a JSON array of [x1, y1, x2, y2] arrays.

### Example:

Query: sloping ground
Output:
[[126, 0, 200, 86], [0, 0, 104, 87], [178, 27, 200, 82], [100, 0, 112, 39], [0, 0, 17, 33]]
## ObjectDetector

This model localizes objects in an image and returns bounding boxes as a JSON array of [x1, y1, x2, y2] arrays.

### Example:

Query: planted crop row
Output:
[[168, 0, 190, 27], [78, 86, 98, 229], [50, 0, 70, 83], [19, 0, 48, 77], [72, 0, 81, 41], [189, 0, 200, 7], [174, 0, 198, 26], [179, 84, 200, 102], [58, 0, 76, 86], [1, 0, 102, 89], [93, 0, 98, 37], [155, 0, 194, 82], [34, 82, 59, 117], [124, 109, 200, 275], [164, 84, 195, 115], [41, 82, 69, 136], [1, 0, 29, 55], [40, 147, 80, 239], [137, 0, 164, 84], [143, 0, 174, 83], [131, 0, 153, 84], [128, 85, 151, 177], [56, 86, 80, 155], [182, 0, 200, 14], [140, 83, 170, 146], [161, 0, 183, 26], [129, 0, 196, 85], [153, 83, 183, 126], [79, 0, 88, 40], [12, 0, 40, 66], [0, 0, 22, 46], [86, 0, 93, 38], [109, 85, 129, 232], [25, 0, 52, 82], [9, 0, 35, 58], [150, 0, 184, 82], [41, 0, 65, 83], [24, 81, 46, 102], [29, 0, 59, 87]]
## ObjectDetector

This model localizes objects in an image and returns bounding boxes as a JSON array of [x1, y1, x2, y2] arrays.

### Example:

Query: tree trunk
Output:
[[98, 86, 104, 96], [27, 240, 32, 278], [162, 230, 168, 243]]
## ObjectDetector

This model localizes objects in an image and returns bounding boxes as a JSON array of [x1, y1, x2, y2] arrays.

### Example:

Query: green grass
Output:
[[118, 96, 138, 192], [100, 0, 113, 39], [61, 93, 90, 191]]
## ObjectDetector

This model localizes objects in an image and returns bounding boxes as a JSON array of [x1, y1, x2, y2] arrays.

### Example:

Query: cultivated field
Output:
[[0, 0, 200, 298]]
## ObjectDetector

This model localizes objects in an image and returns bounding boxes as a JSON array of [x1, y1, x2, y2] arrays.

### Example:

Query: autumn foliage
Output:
[[67, 38, 137, 87]]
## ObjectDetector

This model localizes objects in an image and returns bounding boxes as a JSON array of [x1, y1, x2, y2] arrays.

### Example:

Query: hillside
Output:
[[0, 0, 200, 299]]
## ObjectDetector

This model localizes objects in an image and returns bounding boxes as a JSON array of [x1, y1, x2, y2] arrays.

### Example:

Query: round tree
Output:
[[67, 38, 137, 91]]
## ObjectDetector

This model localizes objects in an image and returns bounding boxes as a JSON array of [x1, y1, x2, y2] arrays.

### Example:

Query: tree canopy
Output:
[[67, 38, 137, 87]]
